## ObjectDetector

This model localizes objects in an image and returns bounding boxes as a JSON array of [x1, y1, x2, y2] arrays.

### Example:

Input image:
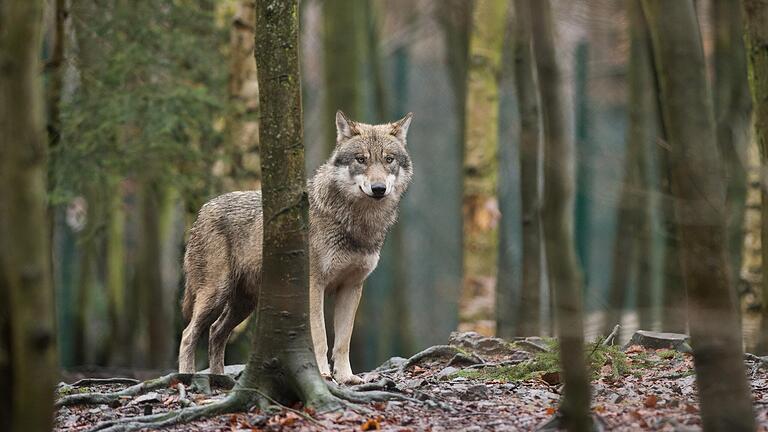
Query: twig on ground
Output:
[[603, 325, 621, 346]]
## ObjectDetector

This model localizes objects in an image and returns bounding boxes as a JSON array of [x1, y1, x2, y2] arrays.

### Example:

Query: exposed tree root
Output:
[[402, 345, 464, 369], [327, 381, 420, 404], [69, 372, 431, 432], [56, 373, 236, 407], [70, 377, 141, 387], [88, 392, 248, 432]]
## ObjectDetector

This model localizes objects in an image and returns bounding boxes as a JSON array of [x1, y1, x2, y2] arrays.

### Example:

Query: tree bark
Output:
[[714, 0, 752, 294], [604, 0, 655, 336], [0, 0, 59, 430], [528, 0, 591, 430], [461, 0, 507, 333], [322, 0, 365, 153], [644, 1, 755, 429], [506, 0, 542, 338], [743, 0, 768, 354]]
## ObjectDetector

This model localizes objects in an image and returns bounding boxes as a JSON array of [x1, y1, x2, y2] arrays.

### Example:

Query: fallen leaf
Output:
[[541, 372, 561, 386], [644, 394, 658, 409], [361, 418, 381, 430]]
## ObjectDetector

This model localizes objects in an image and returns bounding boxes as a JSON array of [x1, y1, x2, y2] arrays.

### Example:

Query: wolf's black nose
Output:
[[371, 183, 387, 197]]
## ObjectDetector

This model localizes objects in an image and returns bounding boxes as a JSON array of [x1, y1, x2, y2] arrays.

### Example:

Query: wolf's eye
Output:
[[385, 155, 395, 164], [355, 155, 367, 164]]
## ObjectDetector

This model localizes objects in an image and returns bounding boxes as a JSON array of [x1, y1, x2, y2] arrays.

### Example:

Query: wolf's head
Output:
[[327, 110, 413, 202]]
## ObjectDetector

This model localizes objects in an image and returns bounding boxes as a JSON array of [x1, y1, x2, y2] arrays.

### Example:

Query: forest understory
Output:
[[55, 331, 768, 431]]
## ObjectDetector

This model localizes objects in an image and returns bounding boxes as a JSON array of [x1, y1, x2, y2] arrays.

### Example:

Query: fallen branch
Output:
[[603, 325, 621, 346]]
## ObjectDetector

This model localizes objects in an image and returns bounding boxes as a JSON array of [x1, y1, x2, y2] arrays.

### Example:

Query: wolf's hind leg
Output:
[[310, 282, 331, 376], [332, 284, 363, 385], [179, 293, 223, 373], [208, 299, 254, 375]]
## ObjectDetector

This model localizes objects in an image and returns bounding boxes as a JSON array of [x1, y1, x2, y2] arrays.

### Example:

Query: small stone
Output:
[[460, 384, 488, 401], [133, 392, 161, 404], [436, 366, 460, 380]]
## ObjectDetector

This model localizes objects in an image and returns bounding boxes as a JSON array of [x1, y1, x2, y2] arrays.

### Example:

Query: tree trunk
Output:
[[106, 183, 128, 365], [231, 0, 338, 409], [218, 0, 261, 192], [506, 0, 542, 338], [136, 182, 171, 368], [461, 0, 507, 334], [604, 0, 655, 336], [643, 1, 755, 429], [528, 0, 591, 430], [322, 0, 365, 153], [0, 1, 59, 430], [714, 0, 752, 293], [743, 0, 768, 354]]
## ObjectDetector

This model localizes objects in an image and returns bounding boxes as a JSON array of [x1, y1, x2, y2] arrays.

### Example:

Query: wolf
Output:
[[178, 110, 413, 384]]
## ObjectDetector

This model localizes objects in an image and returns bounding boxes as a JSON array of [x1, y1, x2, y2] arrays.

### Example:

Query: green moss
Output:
[[455, 340, 633, 382], [657, 349, 678, 359]]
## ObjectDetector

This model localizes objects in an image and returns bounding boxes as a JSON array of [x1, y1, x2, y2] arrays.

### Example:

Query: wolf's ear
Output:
[[336, 110, 359, 142], [390, 112, 413, 143]]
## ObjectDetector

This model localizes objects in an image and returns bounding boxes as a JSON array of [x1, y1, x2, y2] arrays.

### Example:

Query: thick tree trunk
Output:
[[461, 0, 507, 333], [604, 0, 655, 336], [0, 1, 59, 430], [743, 0, 768, 354], [528, 1, 591, 430], [322, 0, 365, 153], [232, 0, 337, 409], [644, 1, 755, 429], [505, 0, 542, 338], [714, 0, 752, 293]]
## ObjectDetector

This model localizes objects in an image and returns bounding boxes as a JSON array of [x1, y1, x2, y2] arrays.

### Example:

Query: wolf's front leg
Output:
[[332, 284, 364, 385], [309, 281, 331, 377]]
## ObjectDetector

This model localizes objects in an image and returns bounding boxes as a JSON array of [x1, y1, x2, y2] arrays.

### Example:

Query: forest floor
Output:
[[55, 331, 768, 431]]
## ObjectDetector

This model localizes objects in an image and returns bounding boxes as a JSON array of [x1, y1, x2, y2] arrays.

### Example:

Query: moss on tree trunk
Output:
[[461, 0, 507, 331], [644, 0, 755, 429], [528, 0, 591, 429], [743, 0, 768, 355], [0, 0, 59, 430]]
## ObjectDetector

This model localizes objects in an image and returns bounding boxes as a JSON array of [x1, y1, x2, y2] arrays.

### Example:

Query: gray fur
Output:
[[179, 112, 413, 382]]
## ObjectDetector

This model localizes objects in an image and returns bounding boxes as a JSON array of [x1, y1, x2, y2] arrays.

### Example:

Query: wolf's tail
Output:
[[181, 281, 194, 322]]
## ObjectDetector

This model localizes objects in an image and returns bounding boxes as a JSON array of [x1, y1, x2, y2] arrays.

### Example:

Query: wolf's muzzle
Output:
[[371, 183, 387, 199]]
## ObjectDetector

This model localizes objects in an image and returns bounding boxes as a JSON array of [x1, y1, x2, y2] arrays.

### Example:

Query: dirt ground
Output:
[[55, 332, 768, 431]]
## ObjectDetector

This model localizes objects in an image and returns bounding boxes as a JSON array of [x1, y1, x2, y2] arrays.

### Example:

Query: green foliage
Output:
[[52, 0, 228, 206], [456, 340, 632, 383]]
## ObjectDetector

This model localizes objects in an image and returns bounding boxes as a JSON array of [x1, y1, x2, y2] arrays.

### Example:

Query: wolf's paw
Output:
[[334, 372, 364, 385]]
